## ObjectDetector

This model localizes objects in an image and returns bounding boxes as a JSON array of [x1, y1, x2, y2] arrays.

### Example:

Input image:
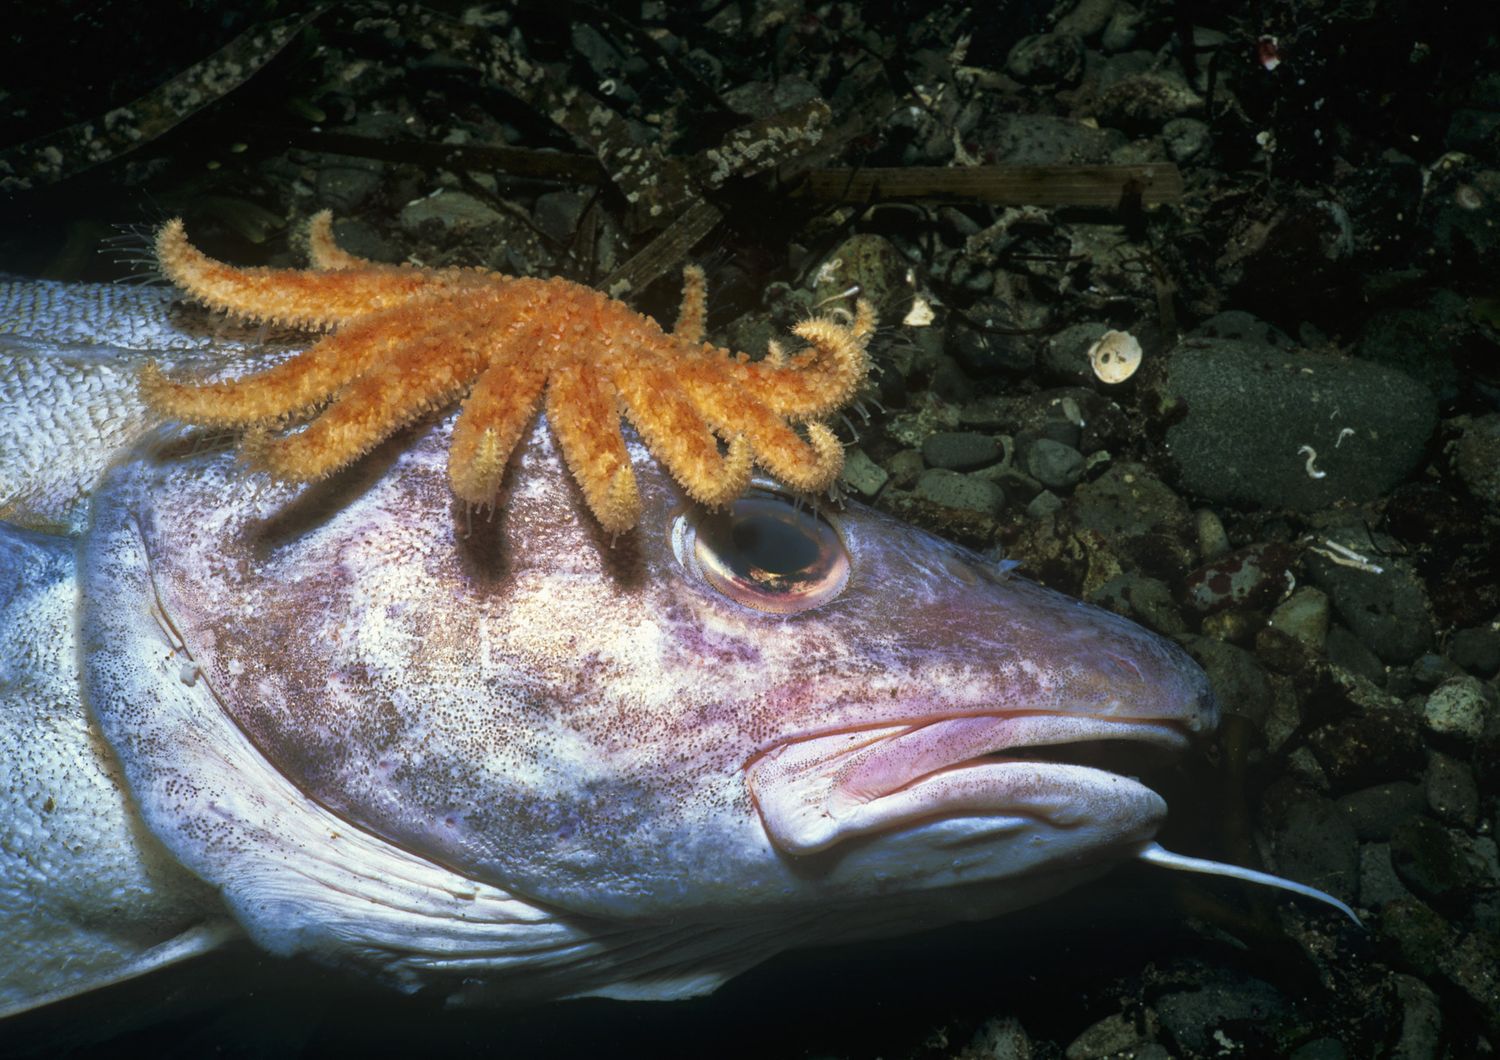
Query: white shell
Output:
[[1086, 330, 1142, 384]]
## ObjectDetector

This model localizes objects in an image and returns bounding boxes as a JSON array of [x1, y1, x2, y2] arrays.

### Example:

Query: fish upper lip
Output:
[[746, 711, 1189, 856], [835, 713, 1187, 805]]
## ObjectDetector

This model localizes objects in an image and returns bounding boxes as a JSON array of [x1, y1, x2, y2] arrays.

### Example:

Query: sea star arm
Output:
[[544, 364, 642, 534], [448, 355, 549, 506], [139, 296, 463, 426], [155, 218, 483, 329], [672, 265, 707, 345], [721, 299, 876, 419], [251, 328, 490, 482], [304, 209, 372, 271], [677, 367, 846, 493], [610, 356, 753, 509]]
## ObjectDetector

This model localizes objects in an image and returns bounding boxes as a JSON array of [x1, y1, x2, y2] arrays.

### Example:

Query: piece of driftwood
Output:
[[795, 164, 1184, 207], [601, 200, 724, 298], [284, 132, 606, 186], [0, 8, 321, 193]]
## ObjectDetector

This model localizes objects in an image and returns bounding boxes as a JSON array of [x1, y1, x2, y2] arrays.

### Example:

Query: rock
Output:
[[315, 163, 382, 213], [1452, 413, 1500, 511], [1194, 509, 1230, 562], [1024, 439, 1085, 490], [1409, 653, 1461, 688], [1380, 897, 1452, 977], [1291, 1037, 1349, 1060], [1447, 108, 1500, 154], [1008, 392, 1092, 452], [1424, 751, 1480, 828], [985, 114, 1125, 165], [1273, 798, 1360, 909], [1360, 843, 1412, 907], [1440, 933, 1500, 1037], [1356, 298, 1463, 404], [1337, 783, 1425, 841], [1217, 197, 1357, 318], [1182, 636, 1271, 729], [1421, 154, 1500, 271], [1160, 338, 1437, 511], [922, 431, 1002, 471], [1154, 971, 1286, 1057], [1338, 151, 1424, 262], [1162, 117, 1210, 162], [1304, 549, 1435, 665], [1055, 0, 1116, 39], [1096, 71, 1204, 134], [841, 448, 888, 500], [1026, 490, 1063, 519], [1389, 974, 1443, 1060], [916, 352, 972, 403], [813, 234, 911, 319], [1325, 625, 1386, 685], [955, 1016, 1032, 1060], [1040, 322, 1110, 384], [957, 396, 1020, 432], [1068, 463, 1195, 578], [949, 307, 1035, 375], [1006, 33, 1085, 88], [1088, 573, 1186, 636], [1064, 1009, 1156, 1059], [1389, 816, 1486, 909], [532, 191, 589, 243], [1422, 675, 1489, 741], [1100, 2, 1144, 52], [1270, 587, 1331, 651], [1188, 311, 1294, 347], [1449, 625, 1500, 677], [719, 74, 819, 119], [886, 449, 924, 489], [1183, 542, 1296, 616], [1307, 708, 1425, 791], [914, 469, 1005, 517], [398, 189, 508, 233]]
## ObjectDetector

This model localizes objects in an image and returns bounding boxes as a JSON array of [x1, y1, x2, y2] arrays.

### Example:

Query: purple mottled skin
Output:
[[4, 279, 1347, 1014]]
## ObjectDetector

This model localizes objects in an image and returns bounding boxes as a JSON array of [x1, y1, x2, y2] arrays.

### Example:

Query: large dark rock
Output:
[[1160, 339, 1437, 510]]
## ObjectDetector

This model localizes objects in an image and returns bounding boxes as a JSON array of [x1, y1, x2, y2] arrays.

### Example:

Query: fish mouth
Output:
[[746, 713, 1189, 856]]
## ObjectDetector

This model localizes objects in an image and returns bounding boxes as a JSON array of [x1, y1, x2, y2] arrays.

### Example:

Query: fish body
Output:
[[0, 278, 1333, 1018]]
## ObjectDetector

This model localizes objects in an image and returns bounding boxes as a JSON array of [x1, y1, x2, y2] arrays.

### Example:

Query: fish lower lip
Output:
[[746, 713, 1185, 856]]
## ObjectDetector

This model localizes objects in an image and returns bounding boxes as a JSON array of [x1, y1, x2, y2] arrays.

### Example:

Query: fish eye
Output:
[[671, 488, 850, 614]]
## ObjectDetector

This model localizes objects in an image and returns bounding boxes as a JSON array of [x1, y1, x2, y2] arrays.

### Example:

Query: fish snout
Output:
[[1059, 613, 1220, 739]]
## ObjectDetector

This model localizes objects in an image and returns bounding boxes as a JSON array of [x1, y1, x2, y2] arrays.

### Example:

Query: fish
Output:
[[0, 277, 1354, 1020]]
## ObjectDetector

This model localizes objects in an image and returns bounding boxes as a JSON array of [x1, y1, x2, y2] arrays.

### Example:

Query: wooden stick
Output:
[[795, 164, 1183, 207]]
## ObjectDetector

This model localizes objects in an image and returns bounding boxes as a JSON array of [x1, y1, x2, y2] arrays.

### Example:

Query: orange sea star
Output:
[[140, 210, 875, 533]]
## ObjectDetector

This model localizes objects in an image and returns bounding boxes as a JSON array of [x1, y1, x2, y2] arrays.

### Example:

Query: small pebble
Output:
[[914, 468, 1005, 516], [1424, 750, 1480, 828], [1449, 625, 1500, 676], [1422, 675, 1488, 740], [841, 448, 889, 499], [1269, 586, 1331, 652], [922, 431, 1002, 471], [1024, 438, 1085, 490]]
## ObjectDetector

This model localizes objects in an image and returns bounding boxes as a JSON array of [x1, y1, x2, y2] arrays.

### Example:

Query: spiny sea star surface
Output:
[[142, 211, 874, 533]]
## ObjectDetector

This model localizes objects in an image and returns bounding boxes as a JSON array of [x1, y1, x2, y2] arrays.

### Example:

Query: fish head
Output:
[[82, 416, 1222, 990]]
